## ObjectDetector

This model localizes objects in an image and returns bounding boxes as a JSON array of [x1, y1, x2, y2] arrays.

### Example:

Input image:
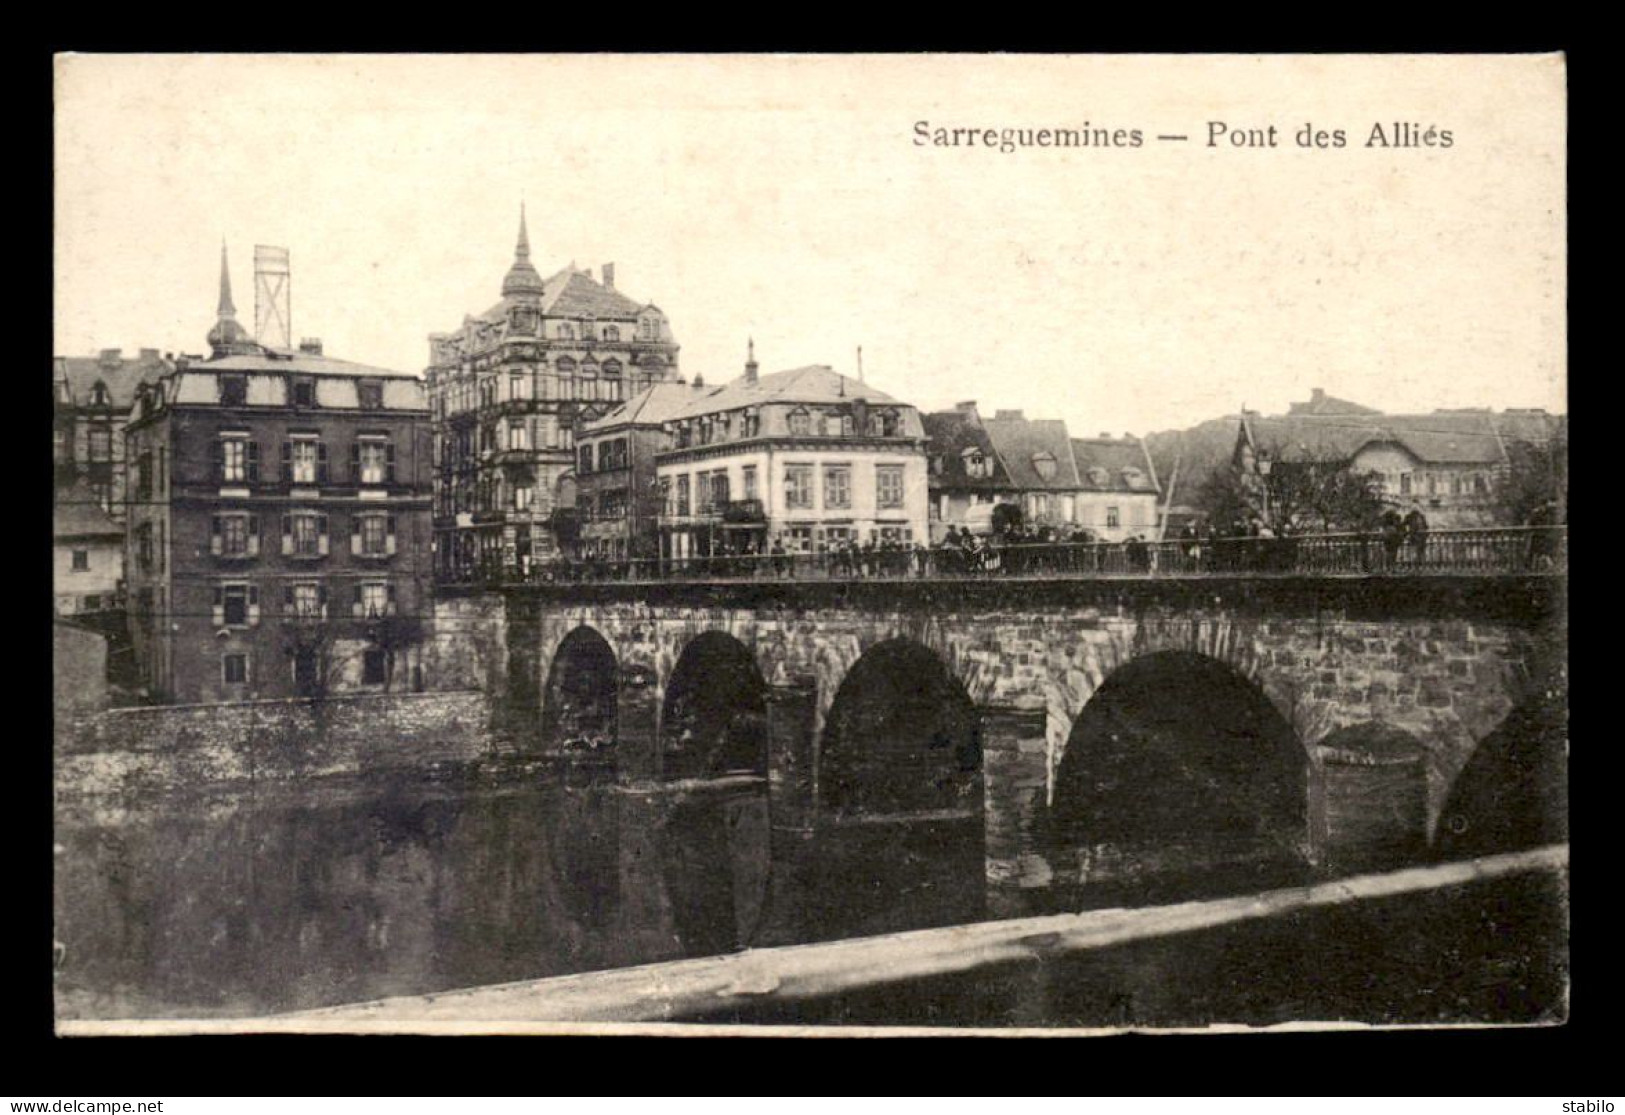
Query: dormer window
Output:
[[604, 325, 620, 342], [289, 376, 317, 408], [557, 323, 575, 341], [1121, 466, 1144, 487], [639, 316, 659, 342], [962, 448, 990, 479], [742, 409, 760, 438], [90, 380, 112, 408], [788, 408, 811, 437], [876, 409, 899, 437], [1087, 466, 1109, 487], [358, 380, 384, 409], [219, 375, 248, 407], [1032, 452, 1058, 481]]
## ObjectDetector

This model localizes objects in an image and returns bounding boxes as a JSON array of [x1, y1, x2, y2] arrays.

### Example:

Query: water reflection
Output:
[[54, 759, 768, 1019]]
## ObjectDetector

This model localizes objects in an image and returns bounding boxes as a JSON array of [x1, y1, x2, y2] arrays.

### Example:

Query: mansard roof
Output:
[[478, 266, 653, 325], [669, 365, 906, 420], [54, 350, 172, 410]]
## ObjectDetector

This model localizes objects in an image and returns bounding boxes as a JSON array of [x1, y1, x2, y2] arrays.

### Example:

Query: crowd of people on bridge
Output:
[[451, 512, 1563, 585]]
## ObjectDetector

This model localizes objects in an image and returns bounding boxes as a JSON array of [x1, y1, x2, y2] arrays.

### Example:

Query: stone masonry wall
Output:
[[56, 690, 496, 826]]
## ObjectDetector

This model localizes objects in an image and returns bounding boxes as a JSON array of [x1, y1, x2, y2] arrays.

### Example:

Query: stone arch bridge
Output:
[[442, 573, 1564, 942]]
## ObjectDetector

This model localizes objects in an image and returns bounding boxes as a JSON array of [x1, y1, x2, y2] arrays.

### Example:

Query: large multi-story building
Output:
[[1233, 390, 1567, 529], [575, 382, 697, 565], [123, 246, 433, 703], [426, 208, 682, 580], [656, 355, 930, 559], [54, 347, 173, 522]]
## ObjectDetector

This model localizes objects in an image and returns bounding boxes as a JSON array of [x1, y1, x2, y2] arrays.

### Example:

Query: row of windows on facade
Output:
[[1387, 471, 1492, 497], [214, 375, 389, 410], [436, 476, 543, 517], [204, 580, 399, 627], [206, 434, 399, 486], [432, 362, 671, 418], [671, 407, 905, 450], [198, 511, 401, 558], [577, 438, 630, 474], [436, 418, 575, 466], [665, 464, 907, 517], [218, 646, 393, 686]]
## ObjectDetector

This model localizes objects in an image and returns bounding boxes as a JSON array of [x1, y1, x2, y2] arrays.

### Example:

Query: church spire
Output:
[[501, 201, 545, 301], [217, 240, 237, 318], [207, 240, 252, 356]]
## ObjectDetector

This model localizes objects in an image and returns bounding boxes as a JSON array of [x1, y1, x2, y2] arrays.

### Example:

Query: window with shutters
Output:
[[354, 513, 395, 557], [286, 436, 325, 484], [355, 581, 394, 619], [284, 511, 328, 557], [784, 465, 813, 509], [212, 512, 259, 558], [875, 465, 904, 510], [215, 582, 258, 628], [216, 434, 258, 483], [354, 437, 393, 486], [286, 581, 325, 619], [823, 465, 851, 510]]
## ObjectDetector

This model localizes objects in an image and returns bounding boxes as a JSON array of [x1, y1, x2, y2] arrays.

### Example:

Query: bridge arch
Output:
[[1046, 649, 1310, 905], [813, 637, 986, 939], [540, 625, 619, 754], [1434, 682, 1567, 860], [661, 631, 769, 780], [655, 631, 773, 959]]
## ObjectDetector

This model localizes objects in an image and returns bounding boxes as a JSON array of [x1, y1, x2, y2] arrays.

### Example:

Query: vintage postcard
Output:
[[52, 53, 1567, 1035]]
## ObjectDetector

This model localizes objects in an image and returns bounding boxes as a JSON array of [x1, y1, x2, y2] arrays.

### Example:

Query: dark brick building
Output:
[[123, 246, 433, 703]]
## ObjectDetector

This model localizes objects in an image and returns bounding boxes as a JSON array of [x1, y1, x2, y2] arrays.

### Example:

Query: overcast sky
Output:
[[55, 54, 1565, 436]]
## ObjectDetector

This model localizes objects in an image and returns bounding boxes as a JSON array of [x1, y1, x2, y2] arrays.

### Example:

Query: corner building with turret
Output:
[[426, 208, 681, 581]]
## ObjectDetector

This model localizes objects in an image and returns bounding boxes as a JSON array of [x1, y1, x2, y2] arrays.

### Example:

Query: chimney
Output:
[[1311, 388, 1326, 404], [98, 348, 122, 366], [601, 263, 615, 289], [954, 400, 978, 418], [299, 337, 323, 355], [692, 372, 706, 393], [994, 409, 1025, 421], [744, 338, 759, 385], [139, 348, 160, 360], [1100, 431, 1111, 438]]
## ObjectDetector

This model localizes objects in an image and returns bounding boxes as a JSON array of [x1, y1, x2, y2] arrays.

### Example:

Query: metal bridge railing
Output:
[[437, 526, 1567, 588]]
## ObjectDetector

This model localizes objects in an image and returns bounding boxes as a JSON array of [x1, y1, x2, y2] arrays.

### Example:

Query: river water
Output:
[[54, 757, 770, 1020]]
